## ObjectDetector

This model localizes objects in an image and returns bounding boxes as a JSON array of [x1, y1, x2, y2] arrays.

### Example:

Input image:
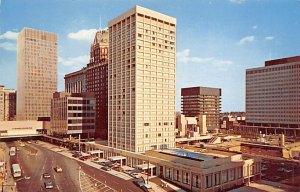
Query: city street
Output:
[[7, 141, 80, 192], [5, 141, 143, 192]]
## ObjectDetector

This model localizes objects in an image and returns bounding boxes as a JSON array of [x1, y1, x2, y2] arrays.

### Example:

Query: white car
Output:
[[54, 166, 62, 173], [130, 172, 141, 178], [44, 181, 54, 189]]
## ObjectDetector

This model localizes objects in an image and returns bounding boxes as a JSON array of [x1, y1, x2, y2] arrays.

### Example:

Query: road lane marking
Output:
[[42, 158, 48, 170], [56, 184, 60, 191]]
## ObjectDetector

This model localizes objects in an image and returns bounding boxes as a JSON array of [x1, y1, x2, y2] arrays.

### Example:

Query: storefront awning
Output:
[[81, 152, 90, 157], [88, 150, 104, 155], [136, 163, 156, 170], [108, 156, 126, 161]]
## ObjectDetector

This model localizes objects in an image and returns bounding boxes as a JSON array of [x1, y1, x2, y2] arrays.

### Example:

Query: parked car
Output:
[[79, 156, 87, 161], [43, 173, 51, 178], [130, 172, 141, 178], [44, 181, 54, 189], [72, 153, 81, 158], [54, 166, 63, 173], [284, 168, 292, 173], [133, 178, 145, 187], [103, 161, 114, 168], [101, 166, 111, 171], [277, 167, 284, 172], [141, 184, 155, 192]]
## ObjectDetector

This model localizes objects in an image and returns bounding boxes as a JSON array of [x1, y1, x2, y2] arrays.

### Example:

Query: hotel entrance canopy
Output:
[[136, 163, 156, 170], [108, 156, 126, 161], [88, 150, 104, 155]]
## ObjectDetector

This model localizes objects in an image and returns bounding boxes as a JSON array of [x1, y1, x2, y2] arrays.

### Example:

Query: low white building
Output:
[[0, 121, 43, 137], [83, 142, 261, 192]]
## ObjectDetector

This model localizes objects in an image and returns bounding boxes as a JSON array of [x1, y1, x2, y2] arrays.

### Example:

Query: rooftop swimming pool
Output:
[[161, 149, 215, 161]]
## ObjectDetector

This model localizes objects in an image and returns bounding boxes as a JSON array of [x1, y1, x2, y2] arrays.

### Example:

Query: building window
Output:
[[237, 167, 243, 179], [183, 171, 189, 184], [166, 167, 171, 179], [205, 174, 212, 188], [174, 170, 180, 181], [192, 174, 201, 188], [229, 169, 235, 181], [215, 172, 220, 186], [222, 170, 228, 183]]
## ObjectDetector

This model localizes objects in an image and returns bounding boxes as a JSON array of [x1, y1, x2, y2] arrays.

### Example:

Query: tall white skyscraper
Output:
[[108, 6, 176, 152]]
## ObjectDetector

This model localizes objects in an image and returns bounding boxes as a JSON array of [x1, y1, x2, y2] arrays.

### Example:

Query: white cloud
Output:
[[238, 35, 255, 45], [252, 25, 258, 30], [0, 42, 16, 51], [0, 31, 19, 40], [177, 49, 233, 71], [59, 55, 89, 70], [265, 36, 274, 41], [67, 29, 97, 41], [229, 0, 246, 4]]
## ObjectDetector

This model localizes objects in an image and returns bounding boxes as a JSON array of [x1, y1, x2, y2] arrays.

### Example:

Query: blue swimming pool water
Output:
[[163, 149, 214, 161]]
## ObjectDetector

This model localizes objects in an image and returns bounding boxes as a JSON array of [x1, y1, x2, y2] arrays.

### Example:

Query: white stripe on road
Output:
[[42, 158, 48, 170]]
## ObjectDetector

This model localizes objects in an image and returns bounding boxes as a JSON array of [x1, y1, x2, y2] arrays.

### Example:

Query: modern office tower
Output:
[[65, 67, 87, 93], [87, 30, 109, 139], [108, 6, 176, 152], [17, 28, 58, 120], [244, 56, 300, 138], [50, 92, 96, 138], [0, 85, 16, 121], [181, 87, 221, 132]]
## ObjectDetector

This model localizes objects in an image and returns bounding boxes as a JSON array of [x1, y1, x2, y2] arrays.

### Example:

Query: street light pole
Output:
[[79, 134, 81, 152], [147, 156, 149, 184]]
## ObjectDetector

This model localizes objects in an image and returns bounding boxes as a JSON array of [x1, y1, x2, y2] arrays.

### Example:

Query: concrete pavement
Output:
[[79, 170, 115, 192], [229, 180, 300, 192]]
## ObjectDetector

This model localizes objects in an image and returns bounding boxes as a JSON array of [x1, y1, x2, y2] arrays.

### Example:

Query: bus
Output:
[[9, 147, 16, 156], [12, 164, 21, 178]]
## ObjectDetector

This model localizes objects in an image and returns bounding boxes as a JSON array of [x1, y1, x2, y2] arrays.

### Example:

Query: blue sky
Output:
[[1, 0, 300, 112]]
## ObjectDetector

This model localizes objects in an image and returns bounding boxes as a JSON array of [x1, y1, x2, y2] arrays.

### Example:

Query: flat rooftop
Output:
[[145, 148, 238, 165]]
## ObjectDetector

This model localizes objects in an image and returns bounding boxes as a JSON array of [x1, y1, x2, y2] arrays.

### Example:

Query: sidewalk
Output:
[[149, 177, 186, 192], [38, 141, 137, 180]]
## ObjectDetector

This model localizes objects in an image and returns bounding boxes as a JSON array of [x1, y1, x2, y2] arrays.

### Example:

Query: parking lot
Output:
[[261, 159, 300, 186]]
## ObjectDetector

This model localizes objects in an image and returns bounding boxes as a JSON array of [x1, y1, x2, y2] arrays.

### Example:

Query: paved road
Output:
[[7, 141, 80, 192], [6, 141, 143, 192]]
